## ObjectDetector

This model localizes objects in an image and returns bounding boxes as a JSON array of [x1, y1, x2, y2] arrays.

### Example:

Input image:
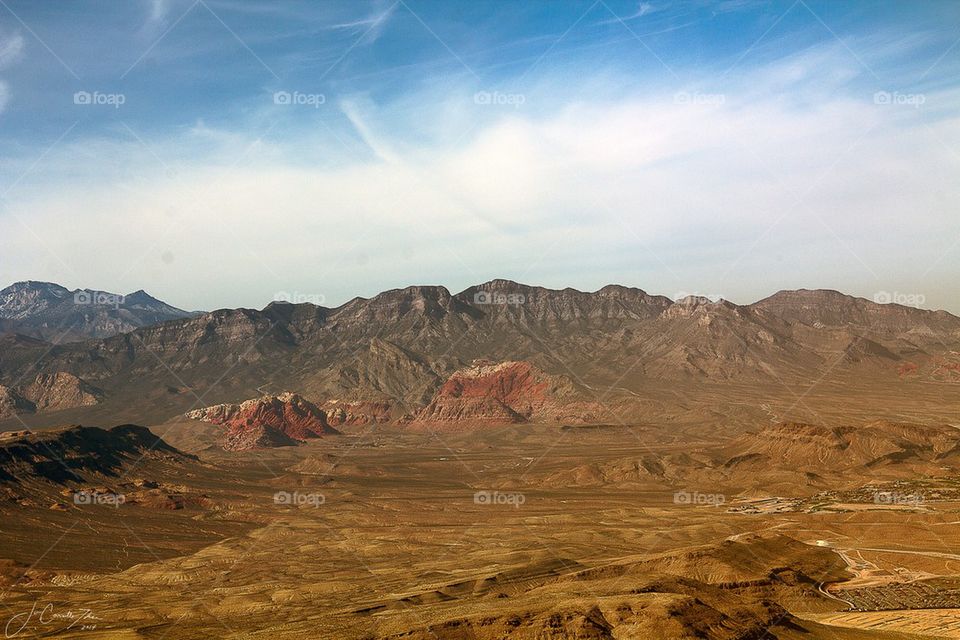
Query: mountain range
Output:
[[0, 281, 196, 342], [0, 279, 958, 428]]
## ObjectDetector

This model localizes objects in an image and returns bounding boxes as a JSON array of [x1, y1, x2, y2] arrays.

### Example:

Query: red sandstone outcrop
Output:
[[412, 360, 602, 425], [185, 393, 339, 451]]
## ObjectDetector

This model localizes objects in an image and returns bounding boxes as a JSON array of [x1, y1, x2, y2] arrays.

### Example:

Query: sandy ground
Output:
[[0, 424, 957, 638]]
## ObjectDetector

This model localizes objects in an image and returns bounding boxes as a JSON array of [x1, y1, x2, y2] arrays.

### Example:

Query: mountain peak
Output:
[[674, 294, 735, 308], [751, 288, 960, 332], [0, 281, 193, 341], [758, 289, 856, 305], [474, 278, 526, 288], [5, 280, 71, 293], [596, 283, 643, 295]]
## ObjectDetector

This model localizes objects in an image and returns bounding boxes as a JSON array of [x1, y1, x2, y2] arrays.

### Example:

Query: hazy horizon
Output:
[[4, 276, 959, 317]]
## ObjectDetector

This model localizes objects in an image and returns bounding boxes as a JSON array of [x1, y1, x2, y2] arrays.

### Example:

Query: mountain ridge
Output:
[[0, 281, 198, 342], [0, 280, 957, 427]]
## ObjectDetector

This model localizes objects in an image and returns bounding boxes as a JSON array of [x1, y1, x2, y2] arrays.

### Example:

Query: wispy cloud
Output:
[[340, 98, 399, 164], [0, 81, 9, 114], [713, 0, 767, 14], [598, 2, 664, 25], [1, 2, 959, 311], [3, 40, 958, 310], [0, 30, 24, 115], [0, 30, 24, 69], [328, 1, 397, 45], [140, 0, 170, 37]]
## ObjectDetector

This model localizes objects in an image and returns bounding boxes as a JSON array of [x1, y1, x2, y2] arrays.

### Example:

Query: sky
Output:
[[0, 0, 958, 313]]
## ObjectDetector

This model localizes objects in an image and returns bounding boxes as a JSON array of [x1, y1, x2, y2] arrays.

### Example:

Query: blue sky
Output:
[[1, 0, 958, 312]]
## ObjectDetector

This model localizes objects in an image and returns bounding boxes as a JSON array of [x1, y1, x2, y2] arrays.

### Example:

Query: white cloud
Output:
[[0, 31, 24, 115], [328, 0, 397, 45], [0, 32, 24, 69], [340, 98, 400, 164], [144, 0, 169, 32], [2, 44, 959, 312], [598, 1, 663, 24]]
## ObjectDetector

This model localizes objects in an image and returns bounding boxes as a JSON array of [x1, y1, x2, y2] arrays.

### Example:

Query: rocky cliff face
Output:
[[21, 373, 102, 412], [0, 387, 33, 420], [319, 400, 392, 427], [459, 280, 673, 325], [752, 289, 960, 351], [185, 393, 340, 451], [0, 373, 102, 420]]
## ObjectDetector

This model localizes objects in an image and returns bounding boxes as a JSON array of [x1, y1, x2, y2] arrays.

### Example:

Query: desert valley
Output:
[[0, 280, 958, 638], [1, 1, 958, 637]]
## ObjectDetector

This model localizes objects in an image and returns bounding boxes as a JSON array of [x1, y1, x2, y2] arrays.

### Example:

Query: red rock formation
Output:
[[897, 361, 919, 377], [413, 360, 596, 425], [186, 393, 339, 451], [933, 361, 960, 379]]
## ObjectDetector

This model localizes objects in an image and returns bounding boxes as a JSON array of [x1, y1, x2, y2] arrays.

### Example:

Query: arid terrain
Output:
[[1, 421, 959, 639], [0, 280, 958, 638], [3, 0, 958, 635]]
